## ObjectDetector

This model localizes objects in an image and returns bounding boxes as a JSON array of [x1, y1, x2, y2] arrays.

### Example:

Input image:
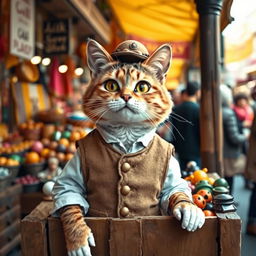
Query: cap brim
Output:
[[111, 52, 148, 63]]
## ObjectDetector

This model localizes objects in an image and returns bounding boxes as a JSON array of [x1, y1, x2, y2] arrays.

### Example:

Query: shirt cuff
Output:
[[51, 194, 90, 217]]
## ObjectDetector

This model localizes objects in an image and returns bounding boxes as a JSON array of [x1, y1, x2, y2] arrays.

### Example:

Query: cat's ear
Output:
[[144, 44, 172, 81], [86, 39, 114, 75]]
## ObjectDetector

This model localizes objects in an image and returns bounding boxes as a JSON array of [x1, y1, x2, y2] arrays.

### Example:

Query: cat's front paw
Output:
[[67, 233, 96, 256], [173, 202, 205, 232]]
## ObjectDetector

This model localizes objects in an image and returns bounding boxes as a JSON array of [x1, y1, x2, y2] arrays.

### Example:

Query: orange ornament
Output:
[[59, 138, 69, 147], [0, 157, 7, 165], [197, 189, 212, 203], [192, 194, 206, 209], [203, 210, 216, 216], [70, 131, 81, 142], [25, 152, 40, 164], [40, 148, 50, 158], [65, 153, 74, 161], [192, 169, 208, 184]]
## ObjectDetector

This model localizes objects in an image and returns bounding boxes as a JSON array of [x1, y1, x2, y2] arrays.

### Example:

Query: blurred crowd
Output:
[[158, 81, 256, 236]]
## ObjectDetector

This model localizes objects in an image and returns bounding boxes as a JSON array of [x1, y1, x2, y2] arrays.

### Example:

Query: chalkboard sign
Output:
[[43, 19, 69, 55]]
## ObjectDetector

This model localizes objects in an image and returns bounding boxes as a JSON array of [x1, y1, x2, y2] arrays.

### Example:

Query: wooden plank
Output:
[[218, 213, 241, 256], [86, 218, 110, 256], [0, 234, 21, 256], [142, 216, 218, 256], [0, 184, 22, 214], [48, 217, 110, 256], [0, 220, 20, 247], [109, 218, 141, 256], [0, 205, 20, 231], [21, 201, 52, 256], [48, 217, 67, 256]]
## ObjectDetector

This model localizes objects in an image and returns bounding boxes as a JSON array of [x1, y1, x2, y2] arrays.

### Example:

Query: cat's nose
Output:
[[121, 94, 131, 102]]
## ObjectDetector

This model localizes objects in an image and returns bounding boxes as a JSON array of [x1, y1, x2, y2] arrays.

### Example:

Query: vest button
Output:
[[122, 162, 131, 172], [121, 185, 131, 195], [120, 207, 129, 217]]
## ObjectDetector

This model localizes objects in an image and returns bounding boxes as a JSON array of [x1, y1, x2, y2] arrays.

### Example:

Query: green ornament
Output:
[[213, 178, 229, 188], [52, 131, 62, 141], [194, 180, 213, 193], [10, 154, 22, 163], [212, 186, 229, 196], [61, 131, 71, 139]]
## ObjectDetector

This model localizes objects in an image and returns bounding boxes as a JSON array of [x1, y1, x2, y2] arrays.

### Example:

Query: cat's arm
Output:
[[160, 156, 205, 232], [52, 150, 95, 256]]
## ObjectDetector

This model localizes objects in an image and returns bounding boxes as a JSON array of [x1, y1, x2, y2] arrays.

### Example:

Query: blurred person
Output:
[[245, 85, 256, 236], [232, 93, 254, 136], [220, 84, 248, 194], [170, 81, 201, 170]]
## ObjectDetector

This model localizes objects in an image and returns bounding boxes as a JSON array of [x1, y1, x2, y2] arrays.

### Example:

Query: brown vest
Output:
[[77, 129, 173, 218]]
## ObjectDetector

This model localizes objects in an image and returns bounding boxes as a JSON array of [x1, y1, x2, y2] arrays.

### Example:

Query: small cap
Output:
[[111, 40, 149, 63]]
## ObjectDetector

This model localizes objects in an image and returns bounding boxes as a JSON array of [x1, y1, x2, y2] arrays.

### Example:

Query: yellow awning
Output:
[[108, 0, 199, 90]]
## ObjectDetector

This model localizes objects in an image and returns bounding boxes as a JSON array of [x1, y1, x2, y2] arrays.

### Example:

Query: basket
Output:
[[66, 117, 95, 129], [23, 181, 43, 193], [0, 168, 12, 191], [19, 128, 42, 140], [0, 165, 20, 183], [22, 162, 46, 176]]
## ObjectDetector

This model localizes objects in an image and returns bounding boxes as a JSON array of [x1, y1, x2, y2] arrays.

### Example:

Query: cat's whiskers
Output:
[[170, 112, 193, 125], [94, 109, 109, 124], [163, 119, 185, 141], [141, 112, 159, 128]]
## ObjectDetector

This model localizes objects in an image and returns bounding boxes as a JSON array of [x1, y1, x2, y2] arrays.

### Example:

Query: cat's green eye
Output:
[[135, 81, 151, 93], [104, 80, 120, 92]]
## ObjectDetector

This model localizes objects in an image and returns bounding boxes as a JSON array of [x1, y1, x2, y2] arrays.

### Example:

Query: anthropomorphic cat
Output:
[[52, 39, 205, 256]]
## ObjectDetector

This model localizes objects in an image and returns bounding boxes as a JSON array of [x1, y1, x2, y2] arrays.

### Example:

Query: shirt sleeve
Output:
[[51, 149, 89, 216], [160, 155, 192, 215]]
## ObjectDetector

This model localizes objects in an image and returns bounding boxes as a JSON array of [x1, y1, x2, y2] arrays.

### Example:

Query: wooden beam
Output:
[[195, 0, 224, 175], [67, 0, 111, 44]]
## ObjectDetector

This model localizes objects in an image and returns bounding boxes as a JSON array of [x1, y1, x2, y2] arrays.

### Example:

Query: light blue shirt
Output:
[[52, 129, 192, 216]]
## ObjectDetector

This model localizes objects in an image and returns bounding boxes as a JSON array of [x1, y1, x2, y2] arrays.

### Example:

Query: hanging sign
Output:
[[10, 0, 35, 59], [43, 19, 69, 55]]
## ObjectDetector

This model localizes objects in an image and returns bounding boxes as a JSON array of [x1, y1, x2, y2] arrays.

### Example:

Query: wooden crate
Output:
[[0, 184, 22, 256], [21, 202, 241, 256]]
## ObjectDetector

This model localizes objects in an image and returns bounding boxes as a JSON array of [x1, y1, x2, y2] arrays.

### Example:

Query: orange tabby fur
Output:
[[83, 63, 173, 127], [60, 205, 91, 251]]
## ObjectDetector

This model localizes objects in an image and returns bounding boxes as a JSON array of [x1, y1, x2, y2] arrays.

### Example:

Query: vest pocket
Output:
[[87, 208, 109, 217]]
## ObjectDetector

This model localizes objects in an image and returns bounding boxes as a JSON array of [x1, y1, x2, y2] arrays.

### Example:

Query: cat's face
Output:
[[83, 40, 173, 127]]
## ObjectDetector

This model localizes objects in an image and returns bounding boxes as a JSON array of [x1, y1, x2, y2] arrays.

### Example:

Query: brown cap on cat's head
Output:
[[111, 40, 149, 63]]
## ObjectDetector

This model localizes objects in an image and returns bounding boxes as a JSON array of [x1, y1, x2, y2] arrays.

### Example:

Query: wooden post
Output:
[[195, 0, 224, 175]]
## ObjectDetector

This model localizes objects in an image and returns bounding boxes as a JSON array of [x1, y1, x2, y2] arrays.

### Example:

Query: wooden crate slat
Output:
[[87, 218, 110, 256], [0, 205, 20, 231], [0, 220, 20, 247], [0, 234, 21, 256], [21, 201, 52, 256], [142, 216, 218, 256], [109, 218, 142, 256], [218, 213, 242, 256]]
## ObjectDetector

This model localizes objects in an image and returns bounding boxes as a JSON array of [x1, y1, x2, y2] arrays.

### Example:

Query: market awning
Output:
[[108, 0, 233, 90], [108, 0, 198, 89]]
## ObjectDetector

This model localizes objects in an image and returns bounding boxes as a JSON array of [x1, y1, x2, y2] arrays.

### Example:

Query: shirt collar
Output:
[[96, 126, 156, 148]]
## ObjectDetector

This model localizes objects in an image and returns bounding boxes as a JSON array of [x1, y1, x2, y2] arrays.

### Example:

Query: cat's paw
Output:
[[173, 202, 205, 232], [68, 233, 95, 256]]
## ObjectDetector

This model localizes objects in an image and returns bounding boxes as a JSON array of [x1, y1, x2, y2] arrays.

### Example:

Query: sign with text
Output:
[[43, 19, 69, 55], [10, 0, 35, 59]]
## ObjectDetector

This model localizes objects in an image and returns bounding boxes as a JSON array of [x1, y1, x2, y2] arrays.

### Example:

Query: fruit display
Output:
[[0, 119, 89, 185], [15, 174, 42, 193]]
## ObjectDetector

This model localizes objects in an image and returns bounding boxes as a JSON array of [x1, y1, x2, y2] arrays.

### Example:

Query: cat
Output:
[[53, 39, 205, 256]]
